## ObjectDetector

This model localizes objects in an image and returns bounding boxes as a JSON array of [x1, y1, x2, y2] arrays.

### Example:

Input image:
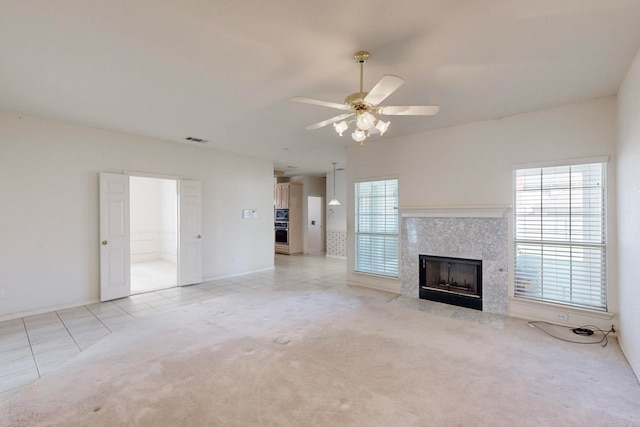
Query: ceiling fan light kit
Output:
[[356, 111, 375, 130], [333, 120, 349, 136], [375, 119, 390, 134], [352, 128, 366, 143], [293, 50, 439, 147]]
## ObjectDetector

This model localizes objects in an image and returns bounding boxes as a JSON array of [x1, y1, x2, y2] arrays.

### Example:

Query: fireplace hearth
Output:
[[419, 255, 483, 310]]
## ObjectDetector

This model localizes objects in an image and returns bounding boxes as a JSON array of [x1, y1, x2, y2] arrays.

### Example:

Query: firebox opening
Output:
[[419, 255, 483, 311]]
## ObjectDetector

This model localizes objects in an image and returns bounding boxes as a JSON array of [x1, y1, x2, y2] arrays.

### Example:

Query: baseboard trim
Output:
[[1, 267, 276, 322], [346, 280, 401, 295], [0, 297, 101, 322], [617, 335, 640, 385], [201, 266, 275, 283]]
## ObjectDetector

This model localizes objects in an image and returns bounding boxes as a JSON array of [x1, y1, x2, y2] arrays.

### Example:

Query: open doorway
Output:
[[129, 176, 177, 294], [307, 196, 324, 254]]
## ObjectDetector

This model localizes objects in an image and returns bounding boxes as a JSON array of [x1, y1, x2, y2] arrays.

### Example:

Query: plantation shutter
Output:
[[355, 179, 399, 277], [513, 163, 606, 310]]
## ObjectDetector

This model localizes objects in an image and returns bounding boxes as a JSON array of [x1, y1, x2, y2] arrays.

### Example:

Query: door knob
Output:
[[101, 240, 108, 245], [196, 235, 202, 239]]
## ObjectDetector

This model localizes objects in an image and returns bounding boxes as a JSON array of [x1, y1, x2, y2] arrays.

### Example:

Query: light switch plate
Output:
[[242, 209, 258, 219]]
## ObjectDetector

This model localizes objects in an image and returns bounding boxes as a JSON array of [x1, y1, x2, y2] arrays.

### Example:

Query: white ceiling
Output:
[[2, 1, 640, 176]]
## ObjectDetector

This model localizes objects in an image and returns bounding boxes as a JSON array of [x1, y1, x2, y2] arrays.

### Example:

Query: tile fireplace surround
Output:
[[399, 207, 510, 315]]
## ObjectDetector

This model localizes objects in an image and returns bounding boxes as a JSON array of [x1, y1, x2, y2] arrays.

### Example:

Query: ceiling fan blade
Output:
[[378, 105, 440, 116], [292, 97, 349, 110], [364, 75, 405, 105], [306, 113, 354, 130]]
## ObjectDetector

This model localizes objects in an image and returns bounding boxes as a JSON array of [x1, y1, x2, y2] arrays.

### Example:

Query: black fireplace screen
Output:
[[419, 255, 482, 310]]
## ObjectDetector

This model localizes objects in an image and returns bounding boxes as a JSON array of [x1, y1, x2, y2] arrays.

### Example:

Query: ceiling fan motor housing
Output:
[[345, 92, 372, 112]]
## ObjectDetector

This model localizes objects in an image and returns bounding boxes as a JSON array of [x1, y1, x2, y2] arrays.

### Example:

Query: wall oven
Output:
[[275, 221, 288, 244]]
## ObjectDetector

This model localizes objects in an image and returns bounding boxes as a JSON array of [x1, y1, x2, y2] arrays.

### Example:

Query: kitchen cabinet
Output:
[[274, 183, 290, 209], [274, 182, 302, 255]]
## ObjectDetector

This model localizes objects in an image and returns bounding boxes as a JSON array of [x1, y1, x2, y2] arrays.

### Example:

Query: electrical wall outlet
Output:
[[554, 312, 569, 321]]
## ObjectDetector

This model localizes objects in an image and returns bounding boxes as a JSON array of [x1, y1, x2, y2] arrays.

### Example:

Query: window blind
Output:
[[513, 163, 606, 310], [355, 179, 399, 277]]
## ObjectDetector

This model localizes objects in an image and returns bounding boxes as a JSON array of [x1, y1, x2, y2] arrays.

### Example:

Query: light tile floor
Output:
[[0, 254, 357, 397], [130, 259, 177, 294], [0, 254, 504, 399]]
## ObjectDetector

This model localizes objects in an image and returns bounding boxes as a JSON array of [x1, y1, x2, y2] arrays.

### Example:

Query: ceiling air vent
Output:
[[185, 136, 208, 143]]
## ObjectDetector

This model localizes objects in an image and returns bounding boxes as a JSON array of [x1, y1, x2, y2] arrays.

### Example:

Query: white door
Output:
[[178, 180, 202, 286], [308, 196, 323, 252], [99, 173, 130, 301]]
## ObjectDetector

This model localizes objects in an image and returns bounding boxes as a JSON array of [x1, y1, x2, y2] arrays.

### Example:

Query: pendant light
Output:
[[328, 162, 341, 206]]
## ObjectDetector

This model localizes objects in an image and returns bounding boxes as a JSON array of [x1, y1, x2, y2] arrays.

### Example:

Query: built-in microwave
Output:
[[275, 209, 289, 221]]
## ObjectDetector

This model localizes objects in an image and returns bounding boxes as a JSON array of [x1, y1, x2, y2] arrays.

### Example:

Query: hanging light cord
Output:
[[333, 163, 337, 199]]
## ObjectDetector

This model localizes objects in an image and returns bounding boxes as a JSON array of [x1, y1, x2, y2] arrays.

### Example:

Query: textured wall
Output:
[[401, 217, 509, 315]]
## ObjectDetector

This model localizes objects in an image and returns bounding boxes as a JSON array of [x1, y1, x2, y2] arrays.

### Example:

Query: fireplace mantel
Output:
[[397, 205, 511, 218]]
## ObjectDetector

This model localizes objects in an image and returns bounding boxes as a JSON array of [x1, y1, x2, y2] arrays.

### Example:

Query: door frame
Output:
[[100, 171, 203, 301]]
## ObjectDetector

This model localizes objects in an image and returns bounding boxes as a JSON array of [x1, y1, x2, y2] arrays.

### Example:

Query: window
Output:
[[513, 163, 606, 310], [355, 178, 399, 277]]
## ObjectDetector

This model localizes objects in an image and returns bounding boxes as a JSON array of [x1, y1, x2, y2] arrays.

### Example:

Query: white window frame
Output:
[[354, 178, 399, 278], [513, 161, 607, 311]]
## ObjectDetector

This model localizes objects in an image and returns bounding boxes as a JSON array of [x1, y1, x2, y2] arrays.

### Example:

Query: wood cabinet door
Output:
[[274, 183, 290, 209], [281, 184, 289, 208], [274, 185, 281, 208]]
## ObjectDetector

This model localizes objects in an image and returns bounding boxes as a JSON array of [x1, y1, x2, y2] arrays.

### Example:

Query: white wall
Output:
[[0, 110, 274, 319], [347, 97, 618, 322], [159, 179, 177, 262], [130, 176, 162, 262], [617, 49, 640, 380]]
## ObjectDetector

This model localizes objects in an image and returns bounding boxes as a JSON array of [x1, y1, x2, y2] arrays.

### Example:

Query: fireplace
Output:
[[401, 214, 509, 315], [419, 255, 483, 310]]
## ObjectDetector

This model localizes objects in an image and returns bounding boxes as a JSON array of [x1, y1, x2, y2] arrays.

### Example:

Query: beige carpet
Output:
[[1, 291, 639, 426]]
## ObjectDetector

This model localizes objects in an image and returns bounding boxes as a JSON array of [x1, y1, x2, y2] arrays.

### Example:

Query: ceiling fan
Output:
[[293, 50, 439, 146]]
